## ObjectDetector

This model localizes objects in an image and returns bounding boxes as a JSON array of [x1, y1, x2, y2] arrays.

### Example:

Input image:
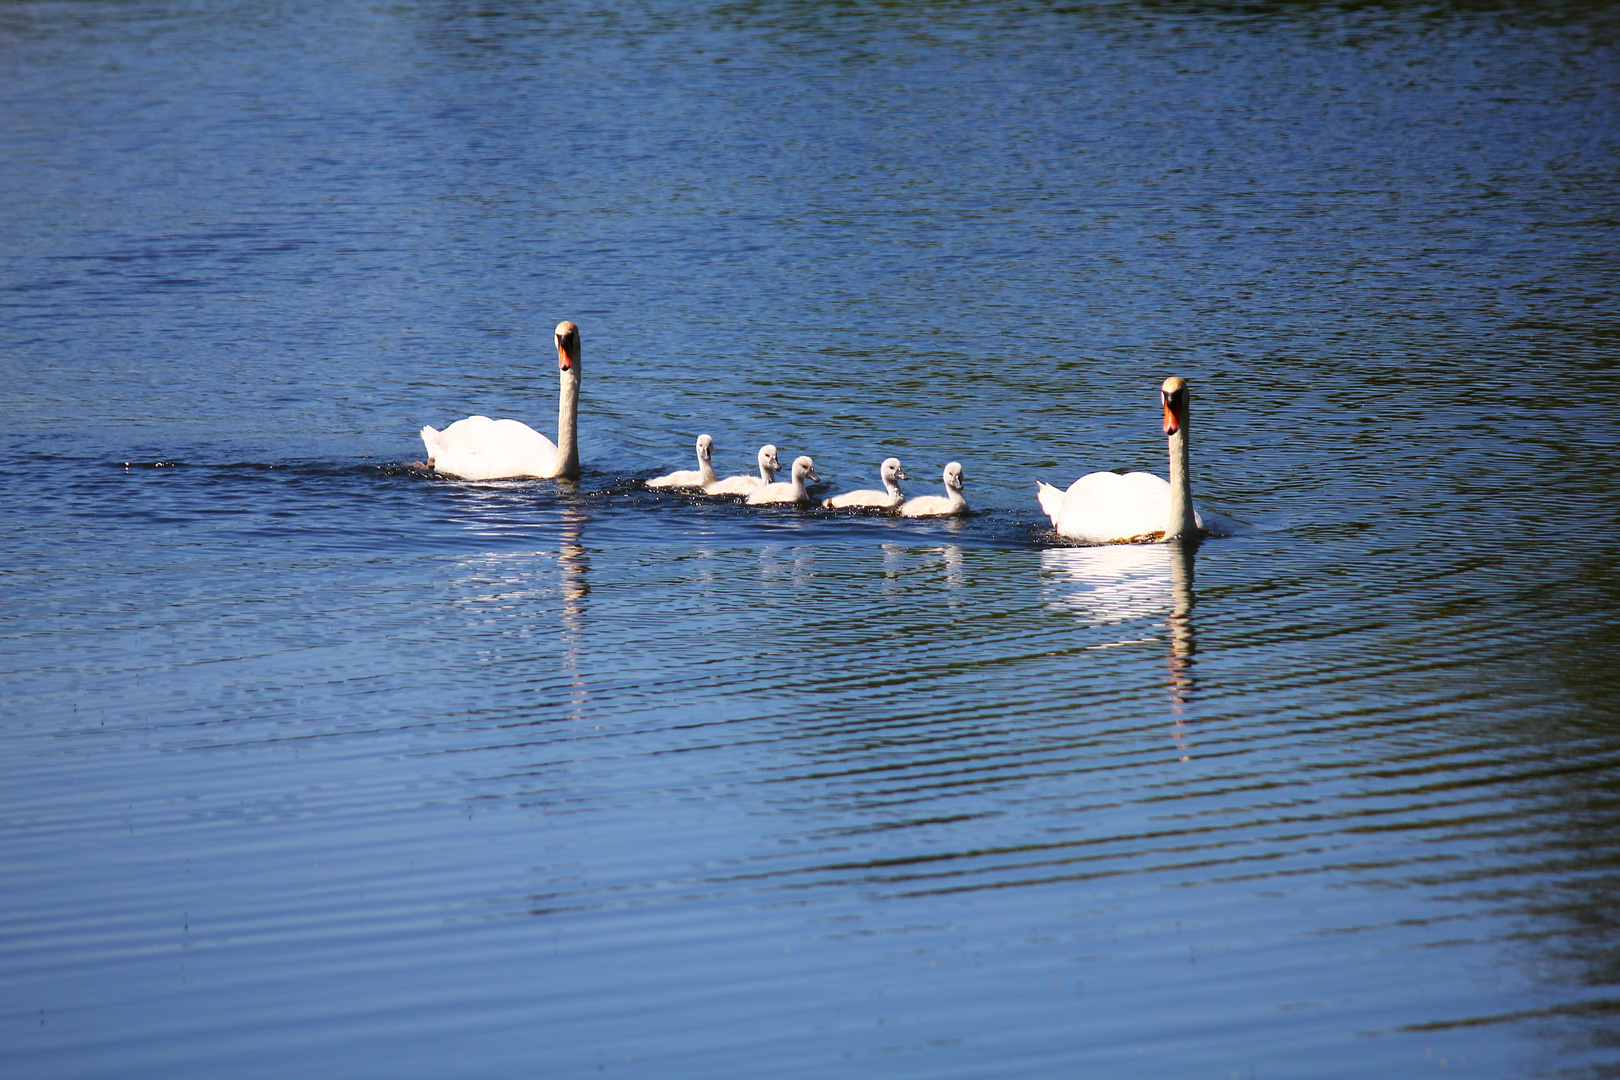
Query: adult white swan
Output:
[[900, 462, 968, 517], [420, 321, 582, 480], [647, 434, 718, 489], [747, 455, 818, 506], [706, 444, 780, 496], [1037, 376, 1205, 543], [824, 457, 907, 509]]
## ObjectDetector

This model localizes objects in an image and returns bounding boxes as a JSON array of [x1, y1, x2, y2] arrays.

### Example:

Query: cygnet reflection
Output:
[[882, 542, 906, 583], [758, 544, 816, 590], [875, 542, 965, 597]]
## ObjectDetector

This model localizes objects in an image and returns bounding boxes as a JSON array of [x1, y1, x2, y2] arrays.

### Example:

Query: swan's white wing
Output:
[[747, 480, 797, 505], [648, 469, 706, 488], [826, 488, 900, 509], [705, 474, 763, 495], [900, 494, 965, 517], [429, 416, 559, 480], [1036, 481, 1067, 526], [746, 481, 784, 504], [1053, 471, 1171, 542]]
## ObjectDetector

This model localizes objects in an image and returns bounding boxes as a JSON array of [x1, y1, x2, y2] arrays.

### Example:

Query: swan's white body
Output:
[[423, 417, 561, 481], [1038, 376, 1204, 543], [747, 455, 818, 506], [706, 444, 779, 496], [1037, 471, 1203, 543], [900, 462, 969, 517], [648, 434, 717, 489], [824, 457, 906, 509], [421, 321, 582, 481]]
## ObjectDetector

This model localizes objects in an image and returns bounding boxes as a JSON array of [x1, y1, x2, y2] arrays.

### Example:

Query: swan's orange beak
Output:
[[555, 321, 579, 372], [1162, 394, 1180, 436]]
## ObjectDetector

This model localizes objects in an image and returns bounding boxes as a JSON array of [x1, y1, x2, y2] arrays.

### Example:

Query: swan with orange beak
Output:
[[1037, 376, 1205, 543], [420, 320, 583, 480]]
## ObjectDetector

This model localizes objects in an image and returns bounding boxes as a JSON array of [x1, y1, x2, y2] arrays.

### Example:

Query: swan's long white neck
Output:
[[554, 366, 580, 479], [1164, 415, 1196, 541]]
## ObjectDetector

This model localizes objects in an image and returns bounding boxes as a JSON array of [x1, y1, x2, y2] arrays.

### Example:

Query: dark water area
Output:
[[4, 2, 1620, 1077]]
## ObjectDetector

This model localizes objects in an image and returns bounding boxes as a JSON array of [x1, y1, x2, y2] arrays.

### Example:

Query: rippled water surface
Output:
[[5, 2, 1620, 1077]]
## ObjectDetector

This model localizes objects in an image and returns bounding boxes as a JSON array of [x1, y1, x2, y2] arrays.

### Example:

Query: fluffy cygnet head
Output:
[[1161, 376, 1189, 436], [696, 433, 714, 461], [554, 321, 580, 372], [759, 444, 780, 472], [880, 457, 906, 485], [792, 455, 818, 484], [943, 461, 965, 491]]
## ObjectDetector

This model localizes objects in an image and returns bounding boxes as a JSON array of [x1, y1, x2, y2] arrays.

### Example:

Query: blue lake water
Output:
[[4, 2, 1620, 1077]]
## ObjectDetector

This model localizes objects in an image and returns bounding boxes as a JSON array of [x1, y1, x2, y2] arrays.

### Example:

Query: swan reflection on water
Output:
[[557, 508, 590, 722], [1043, 540, 1198, 741], [557, 508, 588, 652], [440, 502, 593, 724]]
